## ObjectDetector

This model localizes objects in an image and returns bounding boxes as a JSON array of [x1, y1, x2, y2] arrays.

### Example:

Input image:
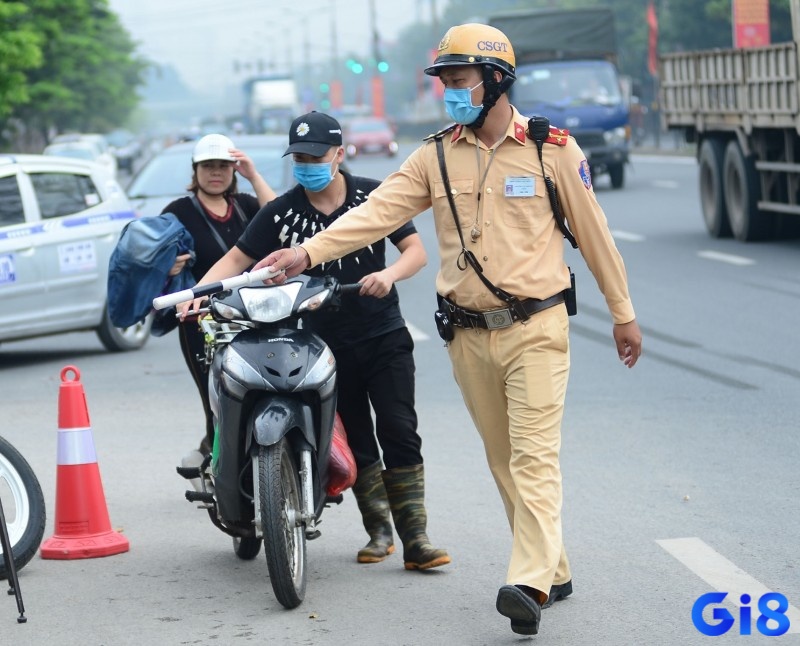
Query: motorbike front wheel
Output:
[[0, 435, 46, 579], [258, 438, 306, 609]]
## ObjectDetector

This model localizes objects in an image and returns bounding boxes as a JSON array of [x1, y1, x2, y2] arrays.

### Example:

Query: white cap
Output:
[[192, 134, 236, 163]]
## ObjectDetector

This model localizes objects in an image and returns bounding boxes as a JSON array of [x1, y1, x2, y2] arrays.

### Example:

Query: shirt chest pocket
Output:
[[433, 178, 475, 230], [501, 192, 551, 229]]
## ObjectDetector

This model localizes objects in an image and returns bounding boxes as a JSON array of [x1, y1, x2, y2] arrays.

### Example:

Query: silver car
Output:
[[126, 134, 294, 217], [0, 154, 151, 351]]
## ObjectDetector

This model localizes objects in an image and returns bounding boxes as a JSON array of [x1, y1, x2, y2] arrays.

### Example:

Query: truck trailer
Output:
[[660, 0, 800, 241], [489, 7, 630, 189]]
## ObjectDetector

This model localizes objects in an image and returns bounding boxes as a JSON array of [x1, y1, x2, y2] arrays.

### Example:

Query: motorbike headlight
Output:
[[240, 282, 302, 322], [211, 301, 244, 320], [603, 127, 629, 146], [298, 288, 332, 313]]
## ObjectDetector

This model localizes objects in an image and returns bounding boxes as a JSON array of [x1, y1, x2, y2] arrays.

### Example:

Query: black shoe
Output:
[[496, 585, 541, 635], [542, 580, 573, 609]]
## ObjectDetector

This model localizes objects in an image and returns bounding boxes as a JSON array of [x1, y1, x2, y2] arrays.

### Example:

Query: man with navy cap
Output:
[[185, 111, 451, 572]]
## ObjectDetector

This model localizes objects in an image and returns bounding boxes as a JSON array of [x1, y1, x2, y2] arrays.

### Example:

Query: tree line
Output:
[[0, 0, 146, 150]]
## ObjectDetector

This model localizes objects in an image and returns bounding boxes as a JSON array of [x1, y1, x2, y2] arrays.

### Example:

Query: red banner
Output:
[[733, 0, 770, 48], [647, 1, 659, 76], [371, 76, 385, 118]]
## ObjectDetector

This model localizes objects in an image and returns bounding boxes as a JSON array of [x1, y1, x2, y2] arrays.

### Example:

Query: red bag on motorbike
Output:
[[327, 413, 357, 496]]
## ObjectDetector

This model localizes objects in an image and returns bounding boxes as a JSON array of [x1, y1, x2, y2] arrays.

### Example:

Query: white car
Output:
[[43, 139, 118, 179], [0, 154, 151, 351]]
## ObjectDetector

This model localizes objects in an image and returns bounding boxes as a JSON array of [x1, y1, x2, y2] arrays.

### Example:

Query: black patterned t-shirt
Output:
[[236, 171, 417, 349]]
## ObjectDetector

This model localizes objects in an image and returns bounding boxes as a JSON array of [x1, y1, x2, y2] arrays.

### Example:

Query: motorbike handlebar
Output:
[[152, 267, 284, 310], [337, 283, 363, 296]]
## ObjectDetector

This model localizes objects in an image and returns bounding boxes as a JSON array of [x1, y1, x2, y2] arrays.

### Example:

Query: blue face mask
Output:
[[292, 158, 336, 192], [444, 81, 484, 125]]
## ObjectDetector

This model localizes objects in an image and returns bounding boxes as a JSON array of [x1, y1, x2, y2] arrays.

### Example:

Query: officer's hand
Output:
[[613, 320, 642, 368], [254, 246, 309, 281]]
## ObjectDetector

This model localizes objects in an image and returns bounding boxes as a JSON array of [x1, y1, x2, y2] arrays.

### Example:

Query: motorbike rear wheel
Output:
[[258, 439, 306, 609], [232, 536, 262, 560], [0, 435, 46, 579]]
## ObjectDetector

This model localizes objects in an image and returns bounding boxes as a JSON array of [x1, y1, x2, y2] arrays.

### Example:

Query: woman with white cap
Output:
[[164, 134, 276, 461]]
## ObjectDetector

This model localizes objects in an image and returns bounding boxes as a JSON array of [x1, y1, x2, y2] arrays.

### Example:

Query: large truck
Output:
[[489, 7, 630, 189], [242, 75, 300, 134], [660, 1, 800, 241]]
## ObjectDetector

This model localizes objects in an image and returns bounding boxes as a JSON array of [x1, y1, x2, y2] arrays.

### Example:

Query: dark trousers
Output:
[[178, 319, 215, 454], [334, 326, 423, 471]]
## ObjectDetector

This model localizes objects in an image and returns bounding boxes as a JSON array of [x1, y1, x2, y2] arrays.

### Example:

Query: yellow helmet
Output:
[[424, 23, 515, 78]]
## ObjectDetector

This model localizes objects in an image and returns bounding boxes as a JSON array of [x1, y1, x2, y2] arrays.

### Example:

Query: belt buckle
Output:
[[482, 308, 513, 329]]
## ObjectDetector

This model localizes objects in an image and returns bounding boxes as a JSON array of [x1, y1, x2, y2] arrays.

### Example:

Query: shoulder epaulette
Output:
[[423, 123, 459, 142], [545, 126, 569, 146]]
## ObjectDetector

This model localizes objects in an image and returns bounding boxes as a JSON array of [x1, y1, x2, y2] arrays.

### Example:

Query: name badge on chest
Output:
[[504, 176, 535, 197]]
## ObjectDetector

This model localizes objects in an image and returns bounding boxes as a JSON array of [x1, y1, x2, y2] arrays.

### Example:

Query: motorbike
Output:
[[153, 269, 359, 609], [0, 433, 46, 622]]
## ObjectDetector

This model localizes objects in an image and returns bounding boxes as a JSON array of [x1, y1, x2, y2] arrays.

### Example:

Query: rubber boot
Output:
[[352, 461, 395, 563], [382, 464, 451, 570]]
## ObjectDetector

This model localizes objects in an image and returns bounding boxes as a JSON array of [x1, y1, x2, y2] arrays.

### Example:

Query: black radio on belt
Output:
[[434, 309, 455, 342], [565, 268, 577, 316]]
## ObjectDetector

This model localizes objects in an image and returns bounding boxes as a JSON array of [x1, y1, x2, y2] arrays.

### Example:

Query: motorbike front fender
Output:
[[248, 396, 315, 449]]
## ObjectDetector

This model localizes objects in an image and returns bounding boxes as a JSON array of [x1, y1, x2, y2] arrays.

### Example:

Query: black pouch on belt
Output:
[[564, 268, 577, 316], [434, 295, 455, 342]]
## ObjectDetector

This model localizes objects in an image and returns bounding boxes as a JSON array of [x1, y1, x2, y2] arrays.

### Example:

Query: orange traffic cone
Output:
[[40, 365, 129, 560]]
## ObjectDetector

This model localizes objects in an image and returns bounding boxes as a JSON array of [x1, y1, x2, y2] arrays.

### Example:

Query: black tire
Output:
[[0, 435, 46, 579], [259, 439, 306, 609], [698, 138, 732, 238], [96, 307, 152, 352], [723, 140, 774, 241], [233, 535, 262, 560], [608, 163, 625, 189]]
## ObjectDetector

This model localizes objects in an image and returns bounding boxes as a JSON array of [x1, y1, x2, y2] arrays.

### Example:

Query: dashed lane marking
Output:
[[698, 250, 756, 266], [406, 321, 429, 341], [610, 230, 645, 242]]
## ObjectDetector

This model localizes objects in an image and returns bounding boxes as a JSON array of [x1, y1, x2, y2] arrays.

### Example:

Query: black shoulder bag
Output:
[[190, 194, 249, 254]]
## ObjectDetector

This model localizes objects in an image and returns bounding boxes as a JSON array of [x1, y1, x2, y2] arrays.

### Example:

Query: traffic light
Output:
[[319, 82, 331, 109], [377, 60, 389, 73], [346, 58, 364, 74]]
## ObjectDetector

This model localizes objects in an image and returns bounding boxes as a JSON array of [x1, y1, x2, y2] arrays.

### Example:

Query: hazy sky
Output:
[[109, 0, 439, 91]]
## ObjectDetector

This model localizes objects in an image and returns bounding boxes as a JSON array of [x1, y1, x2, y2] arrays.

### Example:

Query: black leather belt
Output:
[[440, 293, 565, 330]]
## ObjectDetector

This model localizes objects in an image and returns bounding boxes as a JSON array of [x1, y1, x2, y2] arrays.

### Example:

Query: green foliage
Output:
[[0, 2, 43, 118], [4, 0, 148, 141]]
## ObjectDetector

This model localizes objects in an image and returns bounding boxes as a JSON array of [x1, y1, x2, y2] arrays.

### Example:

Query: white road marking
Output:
[[406, 321, 429, 341], [657, 537, 800, 634], [698, 250, 756, 266], [631, 154, 696, 165], [611, 230, 645, 242], [652, 179, 680, 189]]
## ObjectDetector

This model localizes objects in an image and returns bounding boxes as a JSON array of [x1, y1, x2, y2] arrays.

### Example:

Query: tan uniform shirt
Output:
[[303, 106, 635, 324]]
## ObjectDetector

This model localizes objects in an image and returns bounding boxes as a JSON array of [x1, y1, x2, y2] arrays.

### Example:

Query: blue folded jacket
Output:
[[107, 213, 195, 333]]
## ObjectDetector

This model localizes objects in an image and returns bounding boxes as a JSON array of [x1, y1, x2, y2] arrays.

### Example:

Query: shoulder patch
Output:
[[545, 126, 569, 146], [578, 159, 592, 189], [514, 122, 526, 143], [423, 123, 459, 142]]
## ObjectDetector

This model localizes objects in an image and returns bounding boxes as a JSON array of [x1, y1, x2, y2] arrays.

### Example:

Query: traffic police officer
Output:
[[257, 23, 643, 636]]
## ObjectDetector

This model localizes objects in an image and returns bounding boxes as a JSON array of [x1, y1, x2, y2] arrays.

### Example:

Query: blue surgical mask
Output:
[[292, 158, 336, 192], [444, 81, 484, 125]]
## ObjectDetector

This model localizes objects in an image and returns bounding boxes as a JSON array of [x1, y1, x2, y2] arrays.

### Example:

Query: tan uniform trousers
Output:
[[447, 303, 572, 599]]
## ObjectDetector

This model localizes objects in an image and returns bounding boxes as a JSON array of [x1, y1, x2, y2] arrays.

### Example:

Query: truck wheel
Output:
[[723, 140, 774, 241], [96, 306, 152, 352], [698, 139, 731, 238], [608, 163, 625, 189]]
